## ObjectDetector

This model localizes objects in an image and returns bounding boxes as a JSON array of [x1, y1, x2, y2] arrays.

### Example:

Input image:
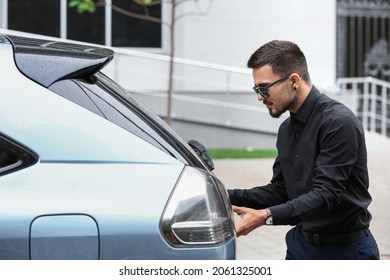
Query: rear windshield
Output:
[[48, 72, 205, 169]]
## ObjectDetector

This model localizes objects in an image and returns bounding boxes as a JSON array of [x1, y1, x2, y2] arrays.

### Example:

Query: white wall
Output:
[[175, 0, 337, 88], [0, 0, 5, 29]]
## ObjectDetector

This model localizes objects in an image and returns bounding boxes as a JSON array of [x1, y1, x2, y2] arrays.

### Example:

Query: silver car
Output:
[[0, 33, 236, 260]]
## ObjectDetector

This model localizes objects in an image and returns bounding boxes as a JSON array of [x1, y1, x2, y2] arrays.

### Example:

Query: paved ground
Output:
[[213, 131, 390, 260]]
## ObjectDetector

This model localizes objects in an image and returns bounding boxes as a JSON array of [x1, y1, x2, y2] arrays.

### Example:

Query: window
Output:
[[47, 73, 205, 168], [6, 0, 162, 48], [112, 0, 161, 47], [67, 3, 105, 45], [48, 75, 185, 163], [0, 135, 37, 176], [8, 0, 60, 37], [0, 148, 19, 172]]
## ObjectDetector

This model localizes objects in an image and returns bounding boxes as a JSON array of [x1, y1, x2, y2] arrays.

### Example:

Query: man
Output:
[[228, 40, 380, 260]]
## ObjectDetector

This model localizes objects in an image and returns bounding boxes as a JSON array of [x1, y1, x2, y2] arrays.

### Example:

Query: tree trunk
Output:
[[166, 0, 176, 126]]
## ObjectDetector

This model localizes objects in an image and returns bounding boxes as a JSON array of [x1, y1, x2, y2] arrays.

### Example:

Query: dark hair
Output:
[[247, 40, 311, 83]]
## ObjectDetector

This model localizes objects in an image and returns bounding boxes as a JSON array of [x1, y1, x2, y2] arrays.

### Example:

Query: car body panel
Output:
[[0, 162, 189, 259], [0, 162, 235, 259]]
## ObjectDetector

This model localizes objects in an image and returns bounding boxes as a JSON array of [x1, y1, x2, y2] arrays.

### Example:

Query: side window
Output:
[[0, 135, 37, 176], [0, 149, 20, 172]]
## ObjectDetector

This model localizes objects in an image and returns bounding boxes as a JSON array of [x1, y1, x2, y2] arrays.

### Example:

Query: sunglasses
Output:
[[252, 75, 291, 99]]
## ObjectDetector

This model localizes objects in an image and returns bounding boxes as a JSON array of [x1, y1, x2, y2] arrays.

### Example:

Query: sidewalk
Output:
[[213, 131, 390, 260]]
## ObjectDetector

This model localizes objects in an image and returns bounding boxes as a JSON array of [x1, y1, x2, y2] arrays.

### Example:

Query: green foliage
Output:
[[68, 0, 96, 13], [68, 0, 157, 14], [208, 149, 277, 159]]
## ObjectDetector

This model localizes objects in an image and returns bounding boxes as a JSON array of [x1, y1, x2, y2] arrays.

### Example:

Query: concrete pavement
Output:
[[213, 131, 390, 260]]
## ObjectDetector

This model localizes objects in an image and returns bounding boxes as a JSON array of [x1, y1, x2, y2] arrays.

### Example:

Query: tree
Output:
[[69, 0, 214, 126]]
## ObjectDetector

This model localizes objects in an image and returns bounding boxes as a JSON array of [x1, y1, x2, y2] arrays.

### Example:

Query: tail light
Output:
[[160, 166, 234, 246]]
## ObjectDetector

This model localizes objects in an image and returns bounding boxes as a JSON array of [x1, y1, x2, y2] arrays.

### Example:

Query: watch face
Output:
[[266, 216, 273, 225]]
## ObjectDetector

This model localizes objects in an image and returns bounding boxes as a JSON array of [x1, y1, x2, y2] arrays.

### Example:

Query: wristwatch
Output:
[[265, 208, 273, 226]]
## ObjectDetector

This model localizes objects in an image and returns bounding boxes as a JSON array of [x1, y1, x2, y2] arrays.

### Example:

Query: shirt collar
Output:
[[290, 85, 321, 124]]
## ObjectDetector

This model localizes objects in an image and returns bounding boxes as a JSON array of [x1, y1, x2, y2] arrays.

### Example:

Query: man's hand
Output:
[[232, 205, 268, 237]]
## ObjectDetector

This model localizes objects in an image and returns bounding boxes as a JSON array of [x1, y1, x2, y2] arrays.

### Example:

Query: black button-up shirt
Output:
[[228, 86, 372, 234]]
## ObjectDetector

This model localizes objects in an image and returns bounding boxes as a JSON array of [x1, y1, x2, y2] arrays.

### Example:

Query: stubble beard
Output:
[[266, 102, 289, 118], [266, 89, 294, 118], [269, 108, 286, 118]]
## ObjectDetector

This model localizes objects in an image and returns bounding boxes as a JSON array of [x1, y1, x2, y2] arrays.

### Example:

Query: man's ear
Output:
[[290, 73, 301, 89]]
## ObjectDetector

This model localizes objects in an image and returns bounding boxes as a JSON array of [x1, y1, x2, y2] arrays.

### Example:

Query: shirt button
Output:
[[295, 134, 299, 138], [294, 154, 299, 160]]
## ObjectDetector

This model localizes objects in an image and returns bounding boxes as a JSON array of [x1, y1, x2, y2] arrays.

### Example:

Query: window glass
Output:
[[0, 148, 19, 171], [8, 0, 60, 37], [112, 0, 162, 47], [67, 4, 105, 45], [49, 79, 104, 117], [48, 74, 199, 166], [48, 77, 175, 158], [0, 135, 37, 176]]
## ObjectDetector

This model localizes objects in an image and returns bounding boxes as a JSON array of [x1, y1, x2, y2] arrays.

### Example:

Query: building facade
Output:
[[1, 1, 390, 86], [0, 0, 336, 86]]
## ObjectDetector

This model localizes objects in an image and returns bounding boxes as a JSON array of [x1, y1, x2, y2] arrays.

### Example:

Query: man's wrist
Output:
[[265, 208, 273, 226]]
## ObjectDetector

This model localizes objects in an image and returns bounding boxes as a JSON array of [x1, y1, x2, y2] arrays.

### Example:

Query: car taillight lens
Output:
[[160, 167, 234, 246]]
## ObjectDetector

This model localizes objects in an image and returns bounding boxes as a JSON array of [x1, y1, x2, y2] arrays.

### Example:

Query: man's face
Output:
[[252, 65, 295, 118]]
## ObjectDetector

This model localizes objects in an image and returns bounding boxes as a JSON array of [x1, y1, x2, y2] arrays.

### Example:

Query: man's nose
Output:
[[257, 93, 266, 102]]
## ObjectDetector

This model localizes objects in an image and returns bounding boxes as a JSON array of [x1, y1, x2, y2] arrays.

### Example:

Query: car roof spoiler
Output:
[[2, 34, 114, 87]]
